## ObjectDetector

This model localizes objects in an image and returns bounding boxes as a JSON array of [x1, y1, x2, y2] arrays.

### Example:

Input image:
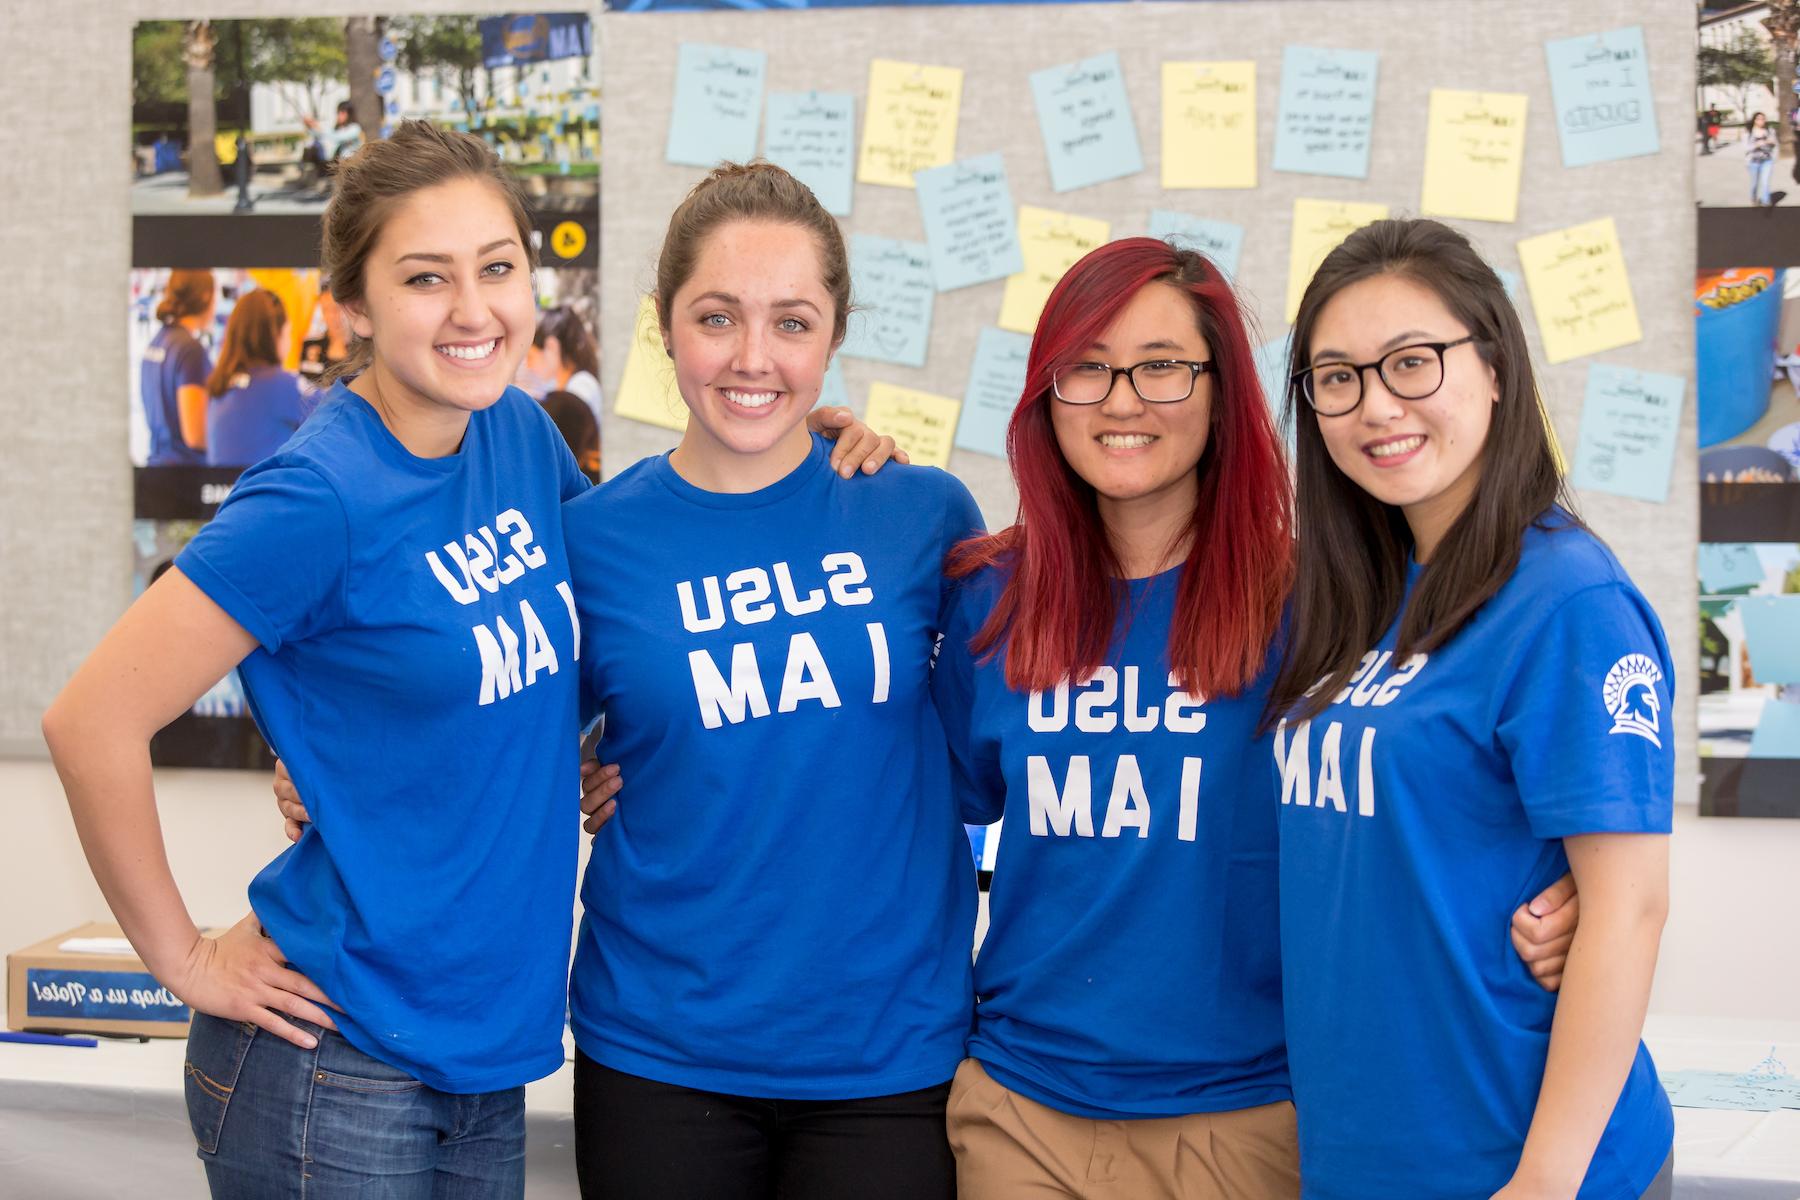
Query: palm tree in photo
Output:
[[183, 20, 223, 197]]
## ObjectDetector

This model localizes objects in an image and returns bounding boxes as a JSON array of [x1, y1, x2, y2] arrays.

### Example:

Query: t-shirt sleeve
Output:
[[935, 475, 987, 634], [174, 462, 349, 654], [173, 336, 211, 389], [931, 577, 1006, 826], [1495, 582, 1675, 839]]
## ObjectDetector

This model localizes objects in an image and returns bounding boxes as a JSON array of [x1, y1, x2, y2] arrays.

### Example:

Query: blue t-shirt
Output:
[[206, 365, 315, 468], [176, 383, 591, 1093], [933, 563, 1289, 1119], [1276, 515, 1675, 1199], [562, 434, 983, 1099], [141, 323, 209, 466]]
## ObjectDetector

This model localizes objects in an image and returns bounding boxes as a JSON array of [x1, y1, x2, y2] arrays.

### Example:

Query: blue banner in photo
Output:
[[479, 14, 593, 68], [25, 968, 192, 1023]]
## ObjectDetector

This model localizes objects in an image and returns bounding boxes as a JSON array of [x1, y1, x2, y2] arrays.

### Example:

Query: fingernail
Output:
[[303, 1036, 318, 1048]]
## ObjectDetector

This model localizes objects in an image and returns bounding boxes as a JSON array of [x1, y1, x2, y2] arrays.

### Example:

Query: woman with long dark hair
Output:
[[529, 304, 603, 422], [203, 288, 313, 468], [1270, 218, 1673, 1199]]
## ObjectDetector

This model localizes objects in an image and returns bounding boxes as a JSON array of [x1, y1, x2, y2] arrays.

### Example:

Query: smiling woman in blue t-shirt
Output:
[[1269, 218, 1674, 1200]]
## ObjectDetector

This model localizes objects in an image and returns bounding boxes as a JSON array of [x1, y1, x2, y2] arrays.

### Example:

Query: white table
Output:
[[2, 1018, 1796, 1198]]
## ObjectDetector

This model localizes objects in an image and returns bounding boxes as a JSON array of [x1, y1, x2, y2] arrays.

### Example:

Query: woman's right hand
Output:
[[581, 760, 623, 834], [274, 759, 311, 842], [169, 913, 339, 1048]]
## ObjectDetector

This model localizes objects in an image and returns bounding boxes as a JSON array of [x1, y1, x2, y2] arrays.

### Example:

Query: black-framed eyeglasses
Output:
[[1290, 336, 1479, 417], [1051, 359, 1215, 405]]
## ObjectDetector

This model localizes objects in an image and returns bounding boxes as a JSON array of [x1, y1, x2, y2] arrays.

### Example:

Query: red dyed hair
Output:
[[946, 237, 1293, 698]]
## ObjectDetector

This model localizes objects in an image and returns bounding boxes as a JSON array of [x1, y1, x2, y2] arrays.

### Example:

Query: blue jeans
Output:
[[1749, 158, 1774, 204], [184, 1011, 526, 1198]]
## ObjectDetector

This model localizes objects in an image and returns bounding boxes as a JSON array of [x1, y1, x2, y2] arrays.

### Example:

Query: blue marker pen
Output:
[[0, 1030, 99, 1048]]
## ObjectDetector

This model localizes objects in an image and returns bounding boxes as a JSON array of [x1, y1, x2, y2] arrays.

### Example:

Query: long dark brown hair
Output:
[[948, 237, 1292, 699], [1267, 218, 1578, 725], [206, 288, 287, 397]]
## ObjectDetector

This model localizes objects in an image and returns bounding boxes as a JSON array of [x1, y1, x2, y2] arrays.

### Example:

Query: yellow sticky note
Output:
[[1285, 198, 1389, 322], [1161, 62, 1257, 189], [1516, 218, 1642, 364], [613, 296, 689, 433], [858, 60, 963, 188], [1420, 90, 1529, 223], [999, 207, 1112, 335], [865, 382, 961, 468]]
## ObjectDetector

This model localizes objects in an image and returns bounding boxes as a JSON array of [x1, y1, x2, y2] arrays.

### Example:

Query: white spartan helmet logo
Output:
[[1602, 654, 1663, 747]]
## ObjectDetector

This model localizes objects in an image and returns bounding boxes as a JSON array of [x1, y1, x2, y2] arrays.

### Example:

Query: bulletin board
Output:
[[596, 0, 1700, 798]]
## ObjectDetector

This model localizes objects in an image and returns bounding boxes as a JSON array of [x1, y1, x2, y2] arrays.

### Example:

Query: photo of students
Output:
[[203, 287, 314, 468], [139, 269, 216, 467], [540, 388, 601, 482], [297, 280, 350, 387], [527, 303, 604, 425], [1271, 218, 1675, 1199], [1745, 112, 1780, 208]]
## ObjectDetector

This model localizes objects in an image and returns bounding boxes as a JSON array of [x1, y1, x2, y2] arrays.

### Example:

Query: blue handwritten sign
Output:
[[25, 968, 190, 1023], [1544, 26, 1660, 167], [1030, 52, 1144, 192], [842, 235, 936, 368], [1147, 210, 1244, 278], [1698, 543, 1766, 594], [915, 154, 1023, 291], [1272, 46, 1379, 179], [955, 327, 1033, 458], [666, 44, 766, 168], [1569, 365, 1683, 503], [765, 91, 854, 216]]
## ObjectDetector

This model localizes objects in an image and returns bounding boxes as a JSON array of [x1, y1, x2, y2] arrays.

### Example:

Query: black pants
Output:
[[574, 1051, 955, 1200]]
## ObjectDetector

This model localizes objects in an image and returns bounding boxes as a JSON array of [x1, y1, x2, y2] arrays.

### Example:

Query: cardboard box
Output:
[[7, 922, 194, 1038]]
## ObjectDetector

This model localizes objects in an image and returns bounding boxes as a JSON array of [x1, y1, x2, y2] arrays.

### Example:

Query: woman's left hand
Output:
[[807, 407, 909, 477]]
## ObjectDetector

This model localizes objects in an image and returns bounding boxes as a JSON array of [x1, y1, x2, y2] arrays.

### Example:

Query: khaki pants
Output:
[[947, 1059, 1301, 1200]]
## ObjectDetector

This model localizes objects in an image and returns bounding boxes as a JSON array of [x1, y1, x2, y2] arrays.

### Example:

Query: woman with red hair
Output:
[[932, 237, 1301, 1195]]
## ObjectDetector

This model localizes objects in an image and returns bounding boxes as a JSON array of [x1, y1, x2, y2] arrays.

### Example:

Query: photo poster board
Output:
[[114, 13, 600, 768], [597, 0, 1703, 809]]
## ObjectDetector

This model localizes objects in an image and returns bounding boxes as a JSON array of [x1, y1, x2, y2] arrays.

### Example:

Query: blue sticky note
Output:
[[955, 327, 1033, 458], [914, 155, 1024, 291], [666, 44, 766, 168], [1699, 544, 1766, 594], [765, 91, 854, 216], [1255, 329, 1297, 439], [1147, 211, 1244, 278], [1569, 364, 1684, 503], [1750, 701, 1800, 758], [842, 236, 935, 368], [1739, 596, 1800, 685], [1496, 268, 1522, 303], [1545, 27, 1660, 167], [817, 358, 850, 410], [1272, 46, 1380, 179], [1029, 52, 1144, 193]]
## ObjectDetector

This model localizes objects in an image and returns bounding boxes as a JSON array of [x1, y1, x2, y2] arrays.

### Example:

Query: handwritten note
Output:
[[1162, 61, 1257, 189], [1285, 198, 1389, 321], [764, 91, 854, 216], [1699, 544, 1766, 593], [665, 44, 766, 168], [1030, 51, 1144, 192], [1739, 596, 1800, 685], [842, 235, 935, 368], [1662, 1067, 1800, 1110], [1750, 700, 1800, 758], [614, 296, 688, 433], [1147, 211, 1244, 278], [1568, 364, 1682, 503], [818, 357, 850, 410], [1272, 46, 1379, 179], [1420, 89, 1529, 223], [915, 154, 1024, 291], [999, 207, 1112, 334], [956, 327, 1033, 458], [1517, 218, 1642, 363], [866, 382, 961, 468], [1254, 330, 1297, 453], [858, 60, 962, 188], [1545, 26, 1660, 167]]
